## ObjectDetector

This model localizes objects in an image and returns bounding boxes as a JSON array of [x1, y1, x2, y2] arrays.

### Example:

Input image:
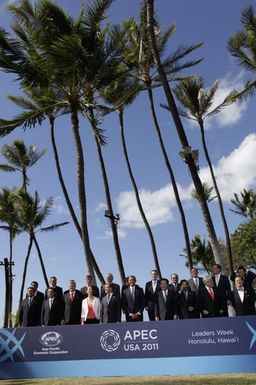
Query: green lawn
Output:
[[1, 375, 256, 385]]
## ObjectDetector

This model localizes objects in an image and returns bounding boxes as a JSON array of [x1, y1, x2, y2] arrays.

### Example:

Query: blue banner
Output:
[[1, 315, 256, 378]]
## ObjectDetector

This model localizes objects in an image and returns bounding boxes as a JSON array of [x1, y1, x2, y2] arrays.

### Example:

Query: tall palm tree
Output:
[[0, 187, 21, 327], [120, 11, 203, 269], [87, 109, 126, 284], [0, 139, 46, 192], [230, 189, 256, 219], [228, 5, 256, 102], [170, 76, 233, 272], [14, 190, 68, 304], [0, 0, 115, 283], [101, 74, 162, 277], [145, 0, 224, 268]]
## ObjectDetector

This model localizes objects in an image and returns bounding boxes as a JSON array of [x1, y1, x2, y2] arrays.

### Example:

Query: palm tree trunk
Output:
[[119, 110, 162, 277], [51, 115, 104, 283], [146, 0, 224, 266], [8, 231, 13, 327], [50, 117, 82, 237], [19, 236, 33, 305], [88, 108, 126, 285], [147, 87, 193, 270], [3, 258, 9, 328], [199, 121, 233, 272], [32, 234, 48, 287], [70, 106, 105, 284]]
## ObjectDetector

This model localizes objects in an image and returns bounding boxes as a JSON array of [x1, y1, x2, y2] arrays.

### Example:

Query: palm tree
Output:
[[191, 183, 217, 203], [14, 190, 68, 305], [145, 0, 224, 268], [120, 11, 203, 269], [170, 76, 233, 272], [183, 234, 215, 274], [87, 109, 126, 284], [0, 139, 46, 191], [228, 5, 256, 102], [0, 187, 21, 327], [230, 189, 256, 219], [101, 74, 162, 277], [0, 0, 115, 283]]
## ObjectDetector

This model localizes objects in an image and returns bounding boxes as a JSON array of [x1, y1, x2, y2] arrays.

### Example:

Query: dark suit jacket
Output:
[[63, 289, 83, 324], [155, 290, 178, 320], [197, 286, 224, 318], [19, 297, 41, 327], [212, 274, 232, 316], [101, 294, 121, 323], [41, 298, 63, 326], [122, 285, 144, 321], [80, 285, 99, 299], [230, 271, 256, 291], [177, 289, 199, 319], [101, 283, 120, 300], [169, 283, 181, 298], [188, 277, 204, 293], [144, 280, 161, 311], [44, 286, 63, 300], [232, 287, 256, 316]]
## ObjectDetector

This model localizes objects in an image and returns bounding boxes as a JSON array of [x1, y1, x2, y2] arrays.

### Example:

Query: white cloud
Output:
[[206, 72, 248, 129], [116, 184, 191, 229], [52, 196, 69, 215], [115, 134, 256, 229], [198, 133, 256, 200], [95, 202, 107, 213], [95, 228, 127, 240]]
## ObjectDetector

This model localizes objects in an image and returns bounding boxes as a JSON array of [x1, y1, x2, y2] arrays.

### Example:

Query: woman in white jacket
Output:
[[81, 285, 101, 324]]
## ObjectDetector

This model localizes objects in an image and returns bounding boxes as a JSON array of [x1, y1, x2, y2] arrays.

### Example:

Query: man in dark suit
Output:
[[155, 278, 178, 321], [44, 276, 63, 300], [212, 264, 232, 317], [144, 269, 161, 321], [169, 273, 180, 296], [177, 279, 199, 319], [122, 275, 144, 322], [80, 274, 99, 298], [197, 276, 225, 318], [41, 287, 63, 326], [101, 273, 120, 300], [19, 287, 41, 327], [232, 276, 256, 316], [30, 281, 44, 309], [101, 284, 121, 323], [188, 267, 204, 294], [63, 279, 83, 325], [230, 265, 256, 292]]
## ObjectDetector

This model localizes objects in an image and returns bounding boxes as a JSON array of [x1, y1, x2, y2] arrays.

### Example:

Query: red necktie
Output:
[[209, 288, 214, 300]]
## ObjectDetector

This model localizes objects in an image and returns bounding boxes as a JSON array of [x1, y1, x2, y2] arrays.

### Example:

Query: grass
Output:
[[1, 374, 256, 385]]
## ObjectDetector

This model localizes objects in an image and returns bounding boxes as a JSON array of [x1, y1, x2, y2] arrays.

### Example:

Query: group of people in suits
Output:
[[18, 264, 256, 327]]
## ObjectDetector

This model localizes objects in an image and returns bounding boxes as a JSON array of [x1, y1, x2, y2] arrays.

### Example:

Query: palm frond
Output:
[[41, 221, 69, 232]]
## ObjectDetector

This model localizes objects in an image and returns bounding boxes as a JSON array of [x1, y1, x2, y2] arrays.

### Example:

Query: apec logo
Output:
[[39, 332, 63, 347], [100, 330, 120, 352], [100, 328, 158, 353]]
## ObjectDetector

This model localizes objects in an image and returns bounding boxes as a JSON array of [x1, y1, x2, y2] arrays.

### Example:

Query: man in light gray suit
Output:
[[101, 284, 121, 323], [188, 267, 204, 294]]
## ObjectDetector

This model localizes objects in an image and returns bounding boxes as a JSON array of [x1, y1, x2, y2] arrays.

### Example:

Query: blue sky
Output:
[[0, 0, 255, 325]]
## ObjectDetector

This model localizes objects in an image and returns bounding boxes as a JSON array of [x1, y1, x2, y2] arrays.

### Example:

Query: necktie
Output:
[[163, 291, 167, 302], [107, 294, 111, 304], [49, 299, 52, 309], [28, 298, 31, 307], [209, 288, 214, 300], [131, 287, 135, 301], [194, 278, 199, 288], [70, 291, 74, 302]]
